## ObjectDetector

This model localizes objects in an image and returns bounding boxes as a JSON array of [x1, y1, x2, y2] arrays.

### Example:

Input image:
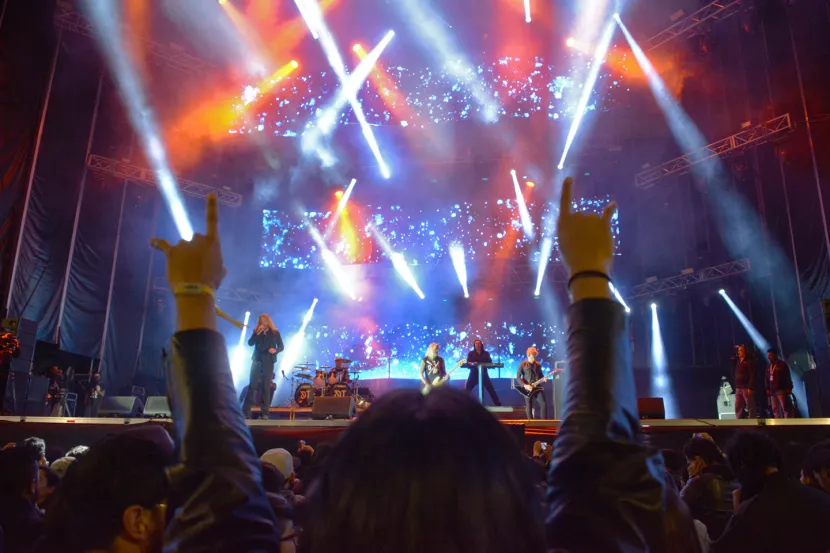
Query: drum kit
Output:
[[288, 357, 373, 410]]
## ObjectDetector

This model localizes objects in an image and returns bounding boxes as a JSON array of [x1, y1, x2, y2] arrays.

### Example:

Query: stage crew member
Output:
[[734, 345, 757, 419], [517, 347, 548, 420], [243, 314, 284, 420], [420, 343, 446, 392], [465, 339, 502, 406], [766, 349, 794, 418]]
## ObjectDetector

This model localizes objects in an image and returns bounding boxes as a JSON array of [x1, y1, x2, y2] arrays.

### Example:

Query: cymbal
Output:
[[294, 363, 314, 368], [295, 373, 313, 379], [319, 365, 332, 369]]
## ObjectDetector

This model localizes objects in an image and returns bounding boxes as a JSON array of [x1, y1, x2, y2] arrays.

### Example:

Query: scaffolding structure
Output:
[[646, 0, 745, 52], [635, 114, 793, 189], [53, 2, 213, 77], [631, 258, 751, 299], [88, 155, 243, 208]]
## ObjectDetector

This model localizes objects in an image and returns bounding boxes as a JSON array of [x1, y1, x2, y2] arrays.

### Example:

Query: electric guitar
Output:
[[422, 360, 465, 395], [515, 369, 560, 398]]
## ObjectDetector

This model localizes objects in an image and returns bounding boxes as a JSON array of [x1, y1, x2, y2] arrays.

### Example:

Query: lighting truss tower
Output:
[[646, 0, 745, 52], [53, 3, 213, 77], [87, 154, 243, 207], [635, 114, 793, 189], [631, 258, 751, 299]]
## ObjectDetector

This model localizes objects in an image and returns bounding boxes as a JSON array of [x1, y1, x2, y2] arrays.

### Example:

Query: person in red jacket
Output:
[[766, 349, 793, 418]]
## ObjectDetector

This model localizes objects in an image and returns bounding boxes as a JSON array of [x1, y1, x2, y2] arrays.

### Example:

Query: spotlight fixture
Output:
[[290, 60, 299, 68], [219, 0, 228, 4], [718, 289, 726, 295], [650, 302, 657, 309]]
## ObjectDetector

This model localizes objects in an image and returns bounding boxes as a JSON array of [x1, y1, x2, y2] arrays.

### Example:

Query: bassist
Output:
[[517, 347, 548, 419]]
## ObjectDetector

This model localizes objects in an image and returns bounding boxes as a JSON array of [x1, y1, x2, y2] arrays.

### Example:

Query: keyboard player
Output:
[[464, 339, 502, 406]]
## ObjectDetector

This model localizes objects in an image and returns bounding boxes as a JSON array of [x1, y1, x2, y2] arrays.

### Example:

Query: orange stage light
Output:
[[290, 60, 299, 68], [525, 181, 535, 188], [219, 0, 228, 4], [335, 190, 344, 198], [352, 44, 363, 52]]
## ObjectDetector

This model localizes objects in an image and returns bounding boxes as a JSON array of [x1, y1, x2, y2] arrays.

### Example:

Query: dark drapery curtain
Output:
[[0, 0, 58, 311], [7, 32, 101, 339]]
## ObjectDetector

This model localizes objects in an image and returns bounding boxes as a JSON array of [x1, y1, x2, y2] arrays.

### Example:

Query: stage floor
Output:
[[3, 412, 830, 458]]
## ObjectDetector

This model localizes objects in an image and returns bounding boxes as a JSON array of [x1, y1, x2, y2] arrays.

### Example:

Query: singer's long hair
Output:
[[258, 314, 277, 332]]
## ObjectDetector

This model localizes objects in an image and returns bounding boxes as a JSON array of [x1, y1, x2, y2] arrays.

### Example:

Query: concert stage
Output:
[[2, 413, 830, 468]]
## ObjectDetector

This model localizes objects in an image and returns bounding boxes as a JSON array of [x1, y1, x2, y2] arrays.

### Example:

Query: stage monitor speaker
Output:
[[312, 396, 355, 420], [98, 396, 143, 418], [638, 397, 665, 420], [143, 396, 171, 418]]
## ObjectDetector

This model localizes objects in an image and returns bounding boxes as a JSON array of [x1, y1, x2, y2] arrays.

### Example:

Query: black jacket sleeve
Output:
[[546, 299, 668, 552], [165, 329, 279, 552], [274, 331, 284, 354], [247, 331, 258, 347]]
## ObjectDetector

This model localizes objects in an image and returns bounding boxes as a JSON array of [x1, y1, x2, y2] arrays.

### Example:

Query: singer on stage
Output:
[[243, 314, 284, 420]]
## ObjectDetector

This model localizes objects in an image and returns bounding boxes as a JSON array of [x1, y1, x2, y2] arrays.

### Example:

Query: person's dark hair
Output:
[[262, 460, 285, 494], [0, 447, 37, 498], [65, 445, 89, 460], [20, 437, 46, 463], [723, 430, 782, 490], [803, 441, 830, 478], [44, 433, 173, 550], [311, 443, 333, 466], [39, 466, 60, 490], [300, 388, 545, 553], [297, 446, 314, 468], [661, 449, 683, 473], [683, 436, 725, 466]]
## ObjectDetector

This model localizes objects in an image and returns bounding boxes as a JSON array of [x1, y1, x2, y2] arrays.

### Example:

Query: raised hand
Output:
[[556, 177, 617, 276], [151, 194, 227, 331], [151, 194, 226, 292]]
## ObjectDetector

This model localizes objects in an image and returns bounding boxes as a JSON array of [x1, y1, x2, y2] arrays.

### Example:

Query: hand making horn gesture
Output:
[[151, 195, 227, 329], [557, 177, 616, 300]]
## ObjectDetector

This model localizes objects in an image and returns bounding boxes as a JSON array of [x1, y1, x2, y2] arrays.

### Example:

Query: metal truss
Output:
[[635, 114, 793, 189], [87, 155, 243, 208], [153, 277, 278, 304], [646, 0, 744, 52], [631, 258, 751, 299], [53, 3, 212, 77]]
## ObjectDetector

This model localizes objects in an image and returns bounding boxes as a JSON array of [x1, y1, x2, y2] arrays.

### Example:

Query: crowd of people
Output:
[[0, 181, 829, 553]]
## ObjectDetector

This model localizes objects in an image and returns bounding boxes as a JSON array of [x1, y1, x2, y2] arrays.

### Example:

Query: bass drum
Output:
[[325, 382, 353, 398], [294, 383, 316, 407]]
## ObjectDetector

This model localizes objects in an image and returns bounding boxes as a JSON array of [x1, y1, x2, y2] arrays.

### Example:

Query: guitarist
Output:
[[517, 347, 548, 419], [420, 343, 446, 392]]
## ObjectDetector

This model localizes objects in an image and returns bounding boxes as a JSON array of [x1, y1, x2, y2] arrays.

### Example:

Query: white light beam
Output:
[[511, 169, 534, 240]]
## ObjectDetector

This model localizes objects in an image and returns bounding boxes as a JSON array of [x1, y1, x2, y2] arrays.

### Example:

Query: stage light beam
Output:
[[82, 0, 194, 241], [368, 224, 425, 299], [230, 311, 251, 391], [609, 282, 631, 313], [534, 236, 554, 297], [295, 0, 393, 178], [558, 16, 616, 170], [651, 302, 678, 418], [293, 0, 319, 39], [449, 243, 469, 298], [510, 169, 534, 240], [719, 290, 771, 352], [524, 0, 531, 23], [277, 298, 320, 400]]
